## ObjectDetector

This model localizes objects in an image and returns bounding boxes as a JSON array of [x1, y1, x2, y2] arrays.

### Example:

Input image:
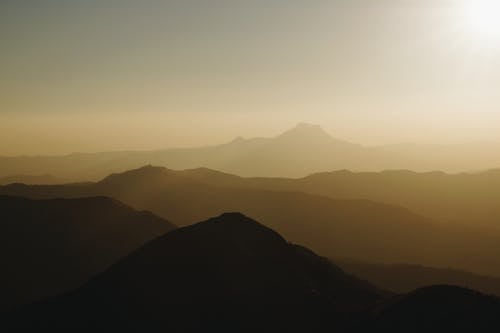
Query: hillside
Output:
[[5, 213, 500, 332], [336, 259, 500, 296], [0, 195, 175, 310], [4, 213, 385, 332], [2, 166, 500, 276]]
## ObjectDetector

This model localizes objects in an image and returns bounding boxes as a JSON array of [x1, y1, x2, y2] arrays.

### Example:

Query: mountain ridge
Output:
[[5, 213, 500, 332], [3, 123, 500, 180], [2, 166, 500, 276], [0, 195, 175, 311]]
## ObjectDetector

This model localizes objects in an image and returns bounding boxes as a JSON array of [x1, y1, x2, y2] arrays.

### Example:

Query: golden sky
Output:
[[1, 0, 500, 155]]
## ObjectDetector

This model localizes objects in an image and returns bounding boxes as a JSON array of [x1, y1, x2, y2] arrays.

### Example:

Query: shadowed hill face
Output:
[[0, 195, 175, 310], [6, 213, 500, 332], [2, 166, 500, 277], [5, 213, 385, 332], [370, 285, 500, 332]]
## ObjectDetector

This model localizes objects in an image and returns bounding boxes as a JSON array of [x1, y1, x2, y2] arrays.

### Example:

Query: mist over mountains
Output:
[[2, 123, 500, 181], [5, 0, 500, 330], [3, 165, 500, 277], [3, 162, 500, 330]]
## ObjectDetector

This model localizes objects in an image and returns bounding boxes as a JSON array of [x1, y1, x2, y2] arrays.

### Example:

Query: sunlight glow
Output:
[[463, 0, 500, 40]]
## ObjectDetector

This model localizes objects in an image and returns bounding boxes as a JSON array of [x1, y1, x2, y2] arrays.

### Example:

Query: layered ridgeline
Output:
[[0, 195, 175, 310], [0, 174, 64, 185], [4, 213, 500, 332], [337, 259, 500, 297], [236, 169, 500, 228], [2, 166, 500, 277], [2, 123, 500, 181]]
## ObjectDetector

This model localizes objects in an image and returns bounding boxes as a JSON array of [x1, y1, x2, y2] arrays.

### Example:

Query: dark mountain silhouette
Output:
[[369, 285, 500, 332], [5, 213, 500, 332], [337, 259, 500, 297], [4, 213, 385, 332], [2, 166, 500, 276], [0, 195, 175, 311], [5, 145, 500, 228], [0, 174, 64, 185]]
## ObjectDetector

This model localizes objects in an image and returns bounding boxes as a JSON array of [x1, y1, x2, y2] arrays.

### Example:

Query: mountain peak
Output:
[[277, 123, 334, 142], [198, 212, 287, 245], [294, 122, 324, 131]]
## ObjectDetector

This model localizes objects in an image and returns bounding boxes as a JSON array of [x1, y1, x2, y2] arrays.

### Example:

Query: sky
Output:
[[1, 0, 500, 155]]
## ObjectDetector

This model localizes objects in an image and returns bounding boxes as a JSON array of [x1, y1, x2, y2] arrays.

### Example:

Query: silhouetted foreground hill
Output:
[[2, 166, 500, 276], [5, 213, 385, 332], [5, 213, 500, 332], [4, 123, 500, 181], [371, 285, 500, 332], [337, 259, 500, 297], [0, 195, 175, 310]]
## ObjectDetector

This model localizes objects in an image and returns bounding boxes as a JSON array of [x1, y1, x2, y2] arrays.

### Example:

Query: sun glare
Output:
[[463, 0, 500, 40]]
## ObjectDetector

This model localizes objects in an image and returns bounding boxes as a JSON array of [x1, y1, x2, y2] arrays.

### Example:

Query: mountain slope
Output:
[[0, 174, 64, 185], [0, 195, 175, 310], [2, 166, 500, 276], [0, 123, 402, 180], [337, 259, 500, 297], [5, 213, 385, 332], [135, 167, 500, 229], [370, 285, 500, 332], [6, 214, 500, 332]]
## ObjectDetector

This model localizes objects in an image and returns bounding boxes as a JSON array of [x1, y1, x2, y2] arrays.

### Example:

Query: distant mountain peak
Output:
[[294, 122, 324, 130], [290, 122, 327, 133], [277, 123, 335, 142]]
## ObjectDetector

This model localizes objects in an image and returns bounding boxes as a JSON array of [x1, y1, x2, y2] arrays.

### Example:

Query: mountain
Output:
[[124, 166, 500, 229], [4, 213, 385, 332], [271, 169, 500, 228], [0, 174, 64, 185], [0, 123, 465, 181], [336, 259, 500, 297], [2, 123, 500, 182], [5, 213, 500, 332], [370, 285, 500, 332], [0, 123, 373, 180], [3, 166, 500, 277], [0, 195, 175, 311]]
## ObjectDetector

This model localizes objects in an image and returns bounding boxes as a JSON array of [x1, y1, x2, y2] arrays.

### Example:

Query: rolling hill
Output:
[[0, 195, 175, 310], [336, 259, 500, 297], [2, 166, 500, 276], [5, 213, 500, 332]]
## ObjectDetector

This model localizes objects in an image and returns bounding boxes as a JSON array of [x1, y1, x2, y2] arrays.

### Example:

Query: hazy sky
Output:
[[1, 0, 500, 155]]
